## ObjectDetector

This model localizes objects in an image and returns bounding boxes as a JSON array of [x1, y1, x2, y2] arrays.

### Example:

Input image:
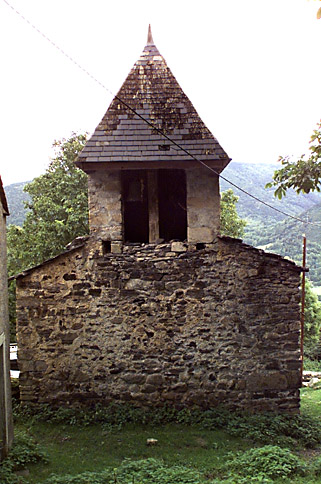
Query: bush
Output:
[[44, 458, 203, 484], [304, 356, 321, 372], [223, 445, 305, 481], [0, 430, 48, 483]]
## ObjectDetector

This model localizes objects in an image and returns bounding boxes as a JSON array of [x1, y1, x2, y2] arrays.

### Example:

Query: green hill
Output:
[[221, 162, 321, 223], [4, 181, 30, 226], [222, 163, 321, 285]]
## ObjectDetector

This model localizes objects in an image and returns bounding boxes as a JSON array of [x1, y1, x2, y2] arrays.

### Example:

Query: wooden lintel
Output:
[[147, 171, 159, 243]]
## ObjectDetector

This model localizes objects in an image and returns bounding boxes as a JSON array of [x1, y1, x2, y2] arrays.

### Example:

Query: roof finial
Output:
[[147, 24, 154, 45]]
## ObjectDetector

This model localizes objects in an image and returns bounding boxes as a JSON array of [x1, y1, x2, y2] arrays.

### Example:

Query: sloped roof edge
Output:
[[218, 235, 306, 273], [9, 237, 89, 281]]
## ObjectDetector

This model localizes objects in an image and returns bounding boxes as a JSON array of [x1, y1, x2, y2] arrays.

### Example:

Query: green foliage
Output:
[[222, 445, 305, 481], [0, 460, 19, 484], [0, 430, 48, 484], [9, 430, 49, 468], [43, 458, 202, 484], [116, 458, 202, 484], [43, 469, 113, 484], [304, 356, 321, 371], [7, 390, 321, 483], [310, 455, 321, 476], [7, 133, 89, 277], [220, 189, 247, 238], [13, 402, 321, 449], [4, 181, 30, 227], [266, 120, 321, 197], [6, 133, 88, 341], [304, 279, 321, 349], [202, 411, 321, 449]]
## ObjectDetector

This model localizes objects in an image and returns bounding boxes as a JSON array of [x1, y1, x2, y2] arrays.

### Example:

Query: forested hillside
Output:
[[4, 181, 30, 226], [5, 162, 321, 284], [222, 162, 321, 285]]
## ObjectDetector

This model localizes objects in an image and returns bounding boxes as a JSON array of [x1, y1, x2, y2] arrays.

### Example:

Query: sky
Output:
[[0, 0, 321, 186]]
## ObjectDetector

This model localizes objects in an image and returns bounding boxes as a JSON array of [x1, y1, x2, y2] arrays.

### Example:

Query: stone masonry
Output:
[[16, 237, 302, 413], [0, 177, 13, 459]]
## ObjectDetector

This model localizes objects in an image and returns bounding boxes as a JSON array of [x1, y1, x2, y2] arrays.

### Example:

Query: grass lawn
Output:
[[23, 424, 250, 483], [4, 388, 321, 483]]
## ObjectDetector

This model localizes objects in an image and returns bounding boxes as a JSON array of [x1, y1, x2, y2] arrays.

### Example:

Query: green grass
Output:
[[301, 386, 321, 417], [17, 423, 251, 483], [4, 388, 321, 484]]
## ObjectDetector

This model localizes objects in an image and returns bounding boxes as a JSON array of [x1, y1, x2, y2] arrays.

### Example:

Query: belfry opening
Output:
[[121, 169, 187, 243]]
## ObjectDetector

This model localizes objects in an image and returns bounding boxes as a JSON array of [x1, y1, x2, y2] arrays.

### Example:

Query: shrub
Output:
[[0, 430, 48, 483], [223, 445, 305, 480], [44, 458, 203, 484]]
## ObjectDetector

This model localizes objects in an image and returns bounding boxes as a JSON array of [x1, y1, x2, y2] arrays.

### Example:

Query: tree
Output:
[[220, 189, 247, 238], [266, 120, 321, 198], [7, 133, 89, 277], [303, 279, 321, 365], [7, 133, 89, 342], [304, 278, 321, 349]]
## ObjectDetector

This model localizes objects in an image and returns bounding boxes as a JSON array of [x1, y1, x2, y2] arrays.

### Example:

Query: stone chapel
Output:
[[15, 27, 303, 413]]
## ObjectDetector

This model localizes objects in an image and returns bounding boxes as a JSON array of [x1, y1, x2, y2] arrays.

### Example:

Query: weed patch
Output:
[[220, 445, 305, 482], [42, 458, 204, 484], [13, 402, 321, 448], [0, 430, 48, 484]]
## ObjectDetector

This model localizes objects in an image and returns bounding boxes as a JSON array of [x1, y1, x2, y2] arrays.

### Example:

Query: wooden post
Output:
[[300, 234, 307, 379], [147, 170, 159, 243]]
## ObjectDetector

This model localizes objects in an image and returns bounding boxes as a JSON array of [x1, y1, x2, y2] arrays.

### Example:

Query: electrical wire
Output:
[[3, 0, 321, 228]]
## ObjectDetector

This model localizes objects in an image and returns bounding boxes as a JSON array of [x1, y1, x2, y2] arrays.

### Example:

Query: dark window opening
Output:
[[158, 169, 187, 242], [122, 170, 149, 243], [102, 240, 111, 255], [196, 243, 206, 250]]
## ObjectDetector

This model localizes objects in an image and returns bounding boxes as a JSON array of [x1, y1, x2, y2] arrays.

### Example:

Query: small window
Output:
[[102, 240, 111, 255]]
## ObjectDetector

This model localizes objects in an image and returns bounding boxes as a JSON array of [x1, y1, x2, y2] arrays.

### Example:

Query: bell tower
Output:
[[76, 26, 231, 247]]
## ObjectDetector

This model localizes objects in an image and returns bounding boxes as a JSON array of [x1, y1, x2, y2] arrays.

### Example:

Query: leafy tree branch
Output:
[[266, 120, 321, 199]]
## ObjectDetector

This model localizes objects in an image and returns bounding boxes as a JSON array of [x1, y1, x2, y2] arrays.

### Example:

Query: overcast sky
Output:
[[0, 0, 321, 186]]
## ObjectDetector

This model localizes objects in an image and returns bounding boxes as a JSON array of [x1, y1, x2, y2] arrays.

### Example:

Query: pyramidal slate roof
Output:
[[77, 26, 230, 171]]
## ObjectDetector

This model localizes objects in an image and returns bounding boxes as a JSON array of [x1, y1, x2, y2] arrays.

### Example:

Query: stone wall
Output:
[[0, 195, 13, 459], [88, 171, 122, 241], [186, 169, 220, 243], [87, 167, 220, 244], [16, 237, 302, 413]]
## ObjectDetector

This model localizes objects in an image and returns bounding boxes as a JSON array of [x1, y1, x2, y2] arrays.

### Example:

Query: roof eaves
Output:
[[9, 238, 88, 281]]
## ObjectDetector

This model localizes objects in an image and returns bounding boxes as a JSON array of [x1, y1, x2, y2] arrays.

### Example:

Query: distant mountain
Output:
[[252, 203, 321, 286], [221, 162, 321, 225], [4, 181, 30, 226]]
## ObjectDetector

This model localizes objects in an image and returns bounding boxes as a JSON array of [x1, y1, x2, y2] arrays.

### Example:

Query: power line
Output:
[[3, 0, 321, 228]]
